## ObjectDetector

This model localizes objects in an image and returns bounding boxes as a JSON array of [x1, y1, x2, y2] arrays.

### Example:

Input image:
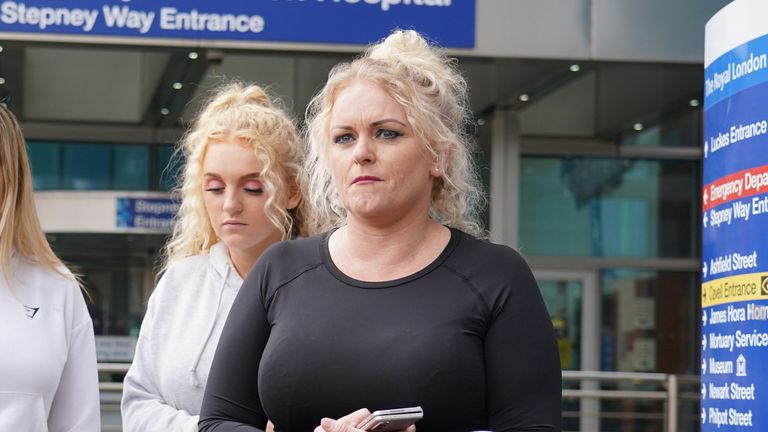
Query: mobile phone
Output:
[[356, 406, 423, 432]]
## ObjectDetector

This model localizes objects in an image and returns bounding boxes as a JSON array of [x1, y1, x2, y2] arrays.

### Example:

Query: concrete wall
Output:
[[472, 0, 732, 62]]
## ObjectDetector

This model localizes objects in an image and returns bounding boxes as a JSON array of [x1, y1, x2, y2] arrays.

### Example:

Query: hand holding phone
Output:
[[356, 406, 423, 432]]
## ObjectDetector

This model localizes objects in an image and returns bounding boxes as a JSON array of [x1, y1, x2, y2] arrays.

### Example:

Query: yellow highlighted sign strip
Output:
[[702, 272, 768, 307]]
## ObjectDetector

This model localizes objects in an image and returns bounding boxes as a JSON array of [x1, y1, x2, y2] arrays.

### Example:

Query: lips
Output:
[[352, 175, 381, 185]]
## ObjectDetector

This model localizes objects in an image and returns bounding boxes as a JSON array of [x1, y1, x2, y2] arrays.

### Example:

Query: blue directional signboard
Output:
[[116, 197, 179, 232], [702, 1, 768, 429], [0, 0, 475, 48]]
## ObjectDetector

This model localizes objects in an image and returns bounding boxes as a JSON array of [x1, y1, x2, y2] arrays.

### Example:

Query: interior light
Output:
[[477, 118, 486, 126], [188, 51, 199, 60], [569, 64, 580, 72], [172, 82, 183, 90], [519, 94, 530, 102], [160, 108, 170, 116], [0, 45, 4, 53], [0, 77, 5, 85], [689, 99, 700, 107], [633, 123, 644, 131]]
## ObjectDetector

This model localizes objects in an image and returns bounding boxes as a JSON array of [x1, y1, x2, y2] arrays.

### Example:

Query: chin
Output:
[[347, 199, 385, 214]]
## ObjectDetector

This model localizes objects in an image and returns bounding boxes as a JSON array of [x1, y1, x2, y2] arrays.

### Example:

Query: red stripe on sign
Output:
[[703, 165, 768, 211]]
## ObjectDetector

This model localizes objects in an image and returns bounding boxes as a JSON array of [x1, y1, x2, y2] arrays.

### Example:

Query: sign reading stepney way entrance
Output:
[[0, 0, 475, 48]]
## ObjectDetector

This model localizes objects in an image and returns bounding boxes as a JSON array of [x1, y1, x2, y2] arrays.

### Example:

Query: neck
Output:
[[330, 217, 449, 281], [226, 233, 283, 278], [227, 249, 260, 279], [343, 216, 437, 256], [342, 192, 436, 253]]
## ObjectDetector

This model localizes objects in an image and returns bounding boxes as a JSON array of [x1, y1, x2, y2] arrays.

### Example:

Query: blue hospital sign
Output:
[[116, 197, 179, 231], [0, 0, 476, 48], [702, 1, 768, 430]]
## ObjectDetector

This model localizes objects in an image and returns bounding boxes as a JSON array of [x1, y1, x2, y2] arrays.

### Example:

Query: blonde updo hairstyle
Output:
[[304, 30, 485, 237], [162, 82, 306, 273]]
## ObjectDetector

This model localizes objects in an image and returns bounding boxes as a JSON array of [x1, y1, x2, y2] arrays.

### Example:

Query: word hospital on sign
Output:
[[316, 0, 453, 12]]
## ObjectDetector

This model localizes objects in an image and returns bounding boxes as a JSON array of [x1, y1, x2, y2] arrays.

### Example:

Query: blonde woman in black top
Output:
[[200, 30, 562, 432]]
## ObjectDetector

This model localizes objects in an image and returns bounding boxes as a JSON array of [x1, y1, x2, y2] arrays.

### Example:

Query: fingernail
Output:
[[321, 418, 336, 429]]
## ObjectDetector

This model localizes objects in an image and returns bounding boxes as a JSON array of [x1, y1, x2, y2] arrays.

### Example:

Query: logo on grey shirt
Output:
[[23, 305, 40, 319]]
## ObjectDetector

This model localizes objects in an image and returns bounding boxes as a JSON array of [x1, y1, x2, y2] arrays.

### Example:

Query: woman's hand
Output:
[[313, 408, 417, 432]]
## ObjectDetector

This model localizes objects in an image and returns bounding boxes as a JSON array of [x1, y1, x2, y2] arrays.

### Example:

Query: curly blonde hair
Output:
[[0, 106, 71, 282], [304, 29, 485, 237], [162, 82, 306, 273]]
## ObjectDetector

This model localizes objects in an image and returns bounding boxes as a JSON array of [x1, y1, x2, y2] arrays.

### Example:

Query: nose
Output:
[[352, 135, 376, 165], [223, 191, 242, 214]]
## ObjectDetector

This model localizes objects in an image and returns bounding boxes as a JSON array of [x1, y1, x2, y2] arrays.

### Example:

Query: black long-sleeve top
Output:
[[199, 228, 562, 432]]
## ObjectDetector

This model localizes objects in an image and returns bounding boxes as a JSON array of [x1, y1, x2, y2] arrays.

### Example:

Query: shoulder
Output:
[[262, 234, 323, 262], [243, 234, 324, 297], [12, 257, 89, 325], [447, 230, 531, 275], [257, 234, 324, 276], [159, 253, 213, 282], [13, 257, 79, 299], [443, 230, 538, 306], [151, 253, 214, 300]]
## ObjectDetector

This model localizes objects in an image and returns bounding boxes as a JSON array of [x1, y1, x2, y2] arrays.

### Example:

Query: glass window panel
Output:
[[154, 145, 182, 192], [598, 269, 699, 432], [539, 279, 582, 371], [519, 157, 698, 258], [113, 145, 149, 190], [600, 269, 698, 374], [621, 109, 700, 148], [27, 141, 61, 190], [62, 143, 112, 190]]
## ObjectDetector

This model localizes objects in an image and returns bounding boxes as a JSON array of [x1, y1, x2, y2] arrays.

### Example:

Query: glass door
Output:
[[534, 269, 599, 432]]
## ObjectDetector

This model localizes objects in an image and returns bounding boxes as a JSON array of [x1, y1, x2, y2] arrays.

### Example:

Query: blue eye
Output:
[[333, 134, 354, 144], [376, 129, 401, 140]]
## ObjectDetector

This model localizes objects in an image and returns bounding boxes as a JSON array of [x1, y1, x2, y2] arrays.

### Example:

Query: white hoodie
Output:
[[121, 243, 243, 432], [0, 255, 100, 432]]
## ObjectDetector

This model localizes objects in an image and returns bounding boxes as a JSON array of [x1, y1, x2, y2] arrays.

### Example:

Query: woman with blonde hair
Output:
[[121, 82, 305, 431], [200, 30, 561, 432], [0, 106, 100, 431]]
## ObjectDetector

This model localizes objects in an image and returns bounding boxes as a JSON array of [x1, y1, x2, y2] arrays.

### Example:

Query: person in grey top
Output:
[[121, 82, 305, 432]]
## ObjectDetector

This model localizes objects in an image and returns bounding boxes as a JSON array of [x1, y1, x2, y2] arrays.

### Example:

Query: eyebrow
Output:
[[203, 172, 261, 180], [331, 118, 407, 131], [372, 118, 407, 127]]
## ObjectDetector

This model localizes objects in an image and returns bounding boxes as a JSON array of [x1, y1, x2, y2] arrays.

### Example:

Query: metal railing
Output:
[[99, 364, 701, 432], [562, 370, 700, 432]]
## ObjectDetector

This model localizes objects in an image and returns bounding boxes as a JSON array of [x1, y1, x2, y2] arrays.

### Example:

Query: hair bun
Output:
[[368, 29, 432, 62], [241, 85, 274, 108]]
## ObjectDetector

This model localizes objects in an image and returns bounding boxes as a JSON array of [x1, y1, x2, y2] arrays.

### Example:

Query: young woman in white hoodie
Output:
[[0, 106, 101, 431], [121, 82, 306, 432]]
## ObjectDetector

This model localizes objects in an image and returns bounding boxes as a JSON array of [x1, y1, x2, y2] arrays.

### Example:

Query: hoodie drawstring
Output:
[[189, 263, 229, 388]]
